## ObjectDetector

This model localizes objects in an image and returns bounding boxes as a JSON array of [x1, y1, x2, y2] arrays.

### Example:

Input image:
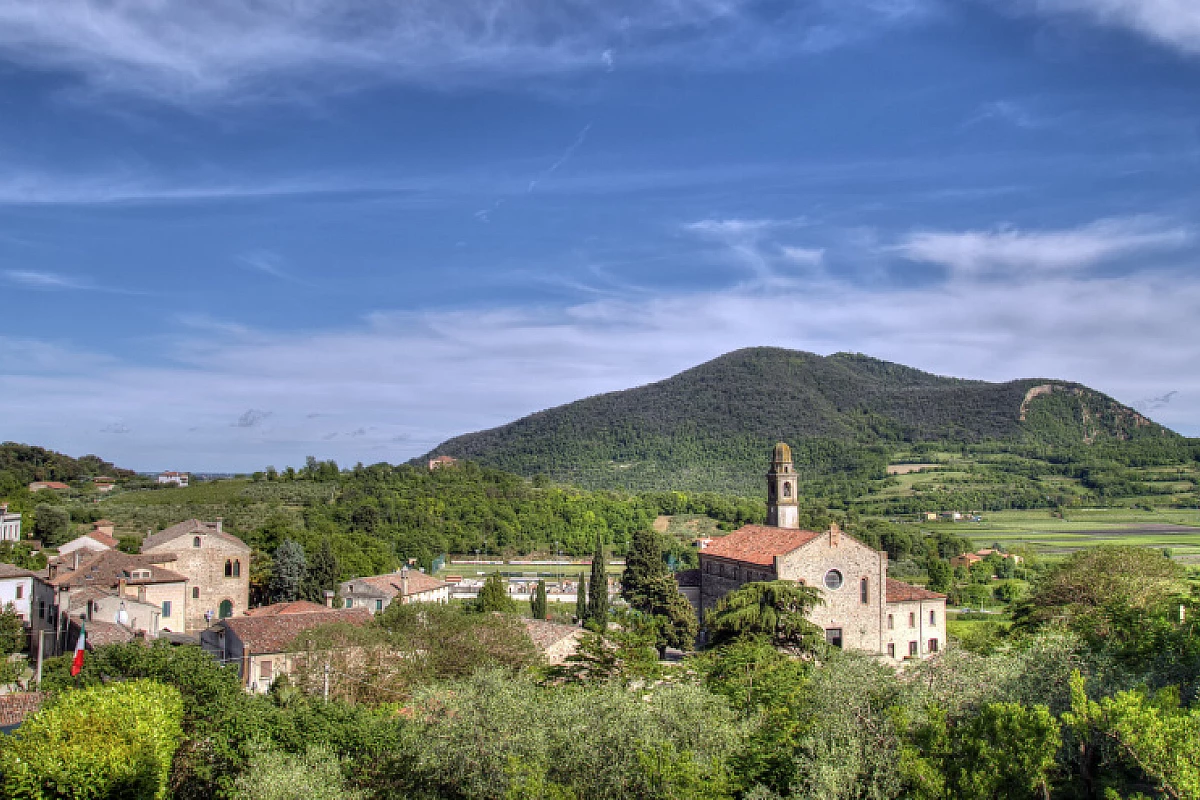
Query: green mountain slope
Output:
[[0, 442, 134, 495], [418, 348, 1176, 492]]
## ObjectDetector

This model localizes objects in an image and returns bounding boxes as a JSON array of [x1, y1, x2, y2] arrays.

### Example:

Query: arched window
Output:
[[860, 577, 869, 604], [233, 560, 241, 578], [193, 536, 201, 548], [219, 599, 233, 619], [224, 560, 233, 577], [782, 482, 792, 498]]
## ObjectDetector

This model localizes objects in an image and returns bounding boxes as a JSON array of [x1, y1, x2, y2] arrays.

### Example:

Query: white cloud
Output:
[[3, 270, 88, 289], [779, 246, 826, 267], [1027, 0, 1200, 56], [0, 0, 933, 105], [896, 216, 1192, 277]]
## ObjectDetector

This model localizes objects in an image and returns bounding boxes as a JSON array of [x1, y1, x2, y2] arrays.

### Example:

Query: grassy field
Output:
[[936, 508, 1200, 561]]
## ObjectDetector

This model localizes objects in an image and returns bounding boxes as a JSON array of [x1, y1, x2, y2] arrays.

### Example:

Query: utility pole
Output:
[[34, 629, 49, 687], [323, 659, 330, 703]]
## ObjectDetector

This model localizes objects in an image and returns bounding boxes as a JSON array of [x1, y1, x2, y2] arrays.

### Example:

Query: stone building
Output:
[[49, 550, 190, 634], [696, 443, 946, 662], [141, 519, 250, 632], [340, 567, 450, 614]]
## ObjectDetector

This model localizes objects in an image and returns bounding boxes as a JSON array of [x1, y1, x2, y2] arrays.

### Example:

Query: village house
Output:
[[203, 607, 372, 692], [694, 443, 947, 662], [27, 481, 69, 493], [0, 563, 55, 629], [340, 567, 450, 613], [427, 455, 457, 470], [951, 548, 1023, 569], [0, 504, 21, 542], [67, 584, 164, 639], [523, 618, 585, 665], [58, 522, 119, 558], [157, 471, 189, 487], [92, 477, 116, 493], [49, 550, 190, 634], [141, 519, 250, 632]]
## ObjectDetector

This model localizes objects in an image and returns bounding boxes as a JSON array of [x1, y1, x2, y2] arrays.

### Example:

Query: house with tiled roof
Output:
[[523, 619, 584, 665], [141, 519, 250, 632], [58, 525, 119, 558], [696, 443, 946, 662], [49, 550, 190, 633], [204, 608, 372, 692], [244, 600, 332, 617], [339, 567, 450, 614], [28, 481, 69, 492]]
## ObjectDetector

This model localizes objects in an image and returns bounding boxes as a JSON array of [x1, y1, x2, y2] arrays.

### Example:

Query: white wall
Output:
[[0, 576, 34, 621]]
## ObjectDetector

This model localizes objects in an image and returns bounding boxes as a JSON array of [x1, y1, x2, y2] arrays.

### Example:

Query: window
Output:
[[908, 641, 918, 657], [193, 536, 201, 548], [162, 600, 172, 618], [131, 568, 151, 580], [38, 600, 45, 620], [782, 481, 792, 498], [233, 560, 241, 578], [929, 609, 936, 626], [344, 598, 352, 608], [908, 612, 916, 628], [219, 599, 233, 619], [887, 613, 894, 630], [375, 599, 384, 612], [15, 585, 22, 600], [260, 660, 273, 681], [860, 577, 869, 605], [225, 560, 233, 577], [825, 628, 843, 648], [928, 638, 939, 653], [823, 569, 843, 590], [887, 643, 895, 658], [192, 587, 200, 599]]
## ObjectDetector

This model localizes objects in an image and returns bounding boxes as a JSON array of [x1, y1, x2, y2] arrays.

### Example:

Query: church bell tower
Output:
[[766, 442, 799, 529]]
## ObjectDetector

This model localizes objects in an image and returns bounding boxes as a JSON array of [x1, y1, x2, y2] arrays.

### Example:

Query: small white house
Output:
[[0, 504, 20, 543], [157, 472, 189, 487]]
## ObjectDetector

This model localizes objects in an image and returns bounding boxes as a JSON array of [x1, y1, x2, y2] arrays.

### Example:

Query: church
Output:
[[686, 443, 946, 662]]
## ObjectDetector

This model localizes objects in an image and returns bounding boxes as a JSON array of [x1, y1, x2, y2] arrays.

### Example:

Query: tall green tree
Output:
[[475, 572, 517, 614], [926, 558, 953, 594], [587, 537, 608, 627], [706, 580, 825, 655], [302, 538, 340, 603], [575, 573, 589, 623], [33, 503, 70, 547], [530, 579, 548, 620], [619, 529, 697, 651], [0, 602, 23, 686], [271, 540, 307, 603]]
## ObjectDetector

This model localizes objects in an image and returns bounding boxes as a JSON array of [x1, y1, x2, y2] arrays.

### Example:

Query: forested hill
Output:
[[419, 348, 1177, 492], [0, 442, 133, 495]]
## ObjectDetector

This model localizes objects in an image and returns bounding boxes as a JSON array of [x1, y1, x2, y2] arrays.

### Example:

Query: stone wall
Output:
[[144, 532, 249, 632]]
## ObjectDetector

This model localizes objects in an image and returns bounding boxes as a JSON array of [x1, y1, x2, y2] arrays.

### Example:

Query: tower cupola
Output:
[[766, 442, 799, 528]]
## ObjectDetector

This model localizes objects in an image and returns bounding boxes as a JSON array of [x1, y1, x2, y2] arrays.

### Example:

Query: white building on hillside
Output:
[[0, 504, 20, 542], [157, 471, 189, 487]]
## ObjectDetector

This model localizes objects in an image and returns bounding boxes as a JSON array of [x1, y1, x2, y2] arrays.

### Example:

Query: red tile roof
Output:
[[885, 578, 946, 603], [345, 570, 448, 598], [244, 600, 332, 616], [0, 693, 45, 727], [85, 531, 119, 548], [142, 519, 249, 552], [50, 550, 186, 589], [223, 609, 372, 654], [701, 525, 822, 566]]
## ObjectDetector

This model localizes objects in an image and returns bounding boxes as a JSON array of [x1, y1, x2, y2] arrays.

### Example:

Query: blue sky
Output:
[[2, 0, 1199, 472]]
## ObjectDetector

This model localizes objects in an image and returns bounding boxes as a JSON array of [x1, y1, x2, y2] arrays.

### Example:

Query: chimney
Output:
[[323, 590, 334, 608], [215, 517, 223, 532], [72, 551, 81, 571], [48, 563, 58, 580], [401, 567, 409, 599], [829, 522, 841, 548], [118, 577, 127, 599], [137, 585, 146, 603]]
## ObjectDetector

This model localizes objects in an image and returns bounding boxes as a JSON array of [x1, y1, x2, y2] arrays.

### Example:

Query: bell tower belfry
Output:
[[766, 442, 799, 529]]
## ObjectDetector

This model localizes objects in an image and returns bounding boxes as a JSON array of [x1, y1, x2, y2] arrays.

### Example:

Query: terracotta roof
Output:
[[244, 600, 332, 616], [344, 570, 448, 598], [29, 481, 70, 490], [674, 568, 701, 587], [141, 519, 249, 552], [84, 531, 119, 548], [885, 578, 946, 603], [51, 550, 186, 589], [0, 563, 37, 580], [701, 525, 822, 566], [523, 619, 583, 651], [67, 617, 140, 648], [0, 693, 45, 728], [223, 609, 372, 654]]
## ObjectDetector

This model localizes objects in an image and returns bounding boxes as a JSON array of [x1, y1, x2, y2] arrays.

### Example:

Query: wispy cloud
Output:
[[0, 1, 935, 105], [528, 123, 593, 193], [1020, 0, 1200, 56], [896, 216, 1192, 277], [963, 100, 1043, 130], [1133, 390, 1178, 412], [3, 270, 89, 290]]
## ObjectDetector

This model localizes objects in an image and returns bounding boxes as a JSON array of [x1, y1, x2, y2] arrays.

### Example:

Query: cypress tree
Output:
[[575, 573, 588, 623], [621, 528, 666, 609], [475, 572, 517, 613], [587, 536, 608, 626], [531, 579, 548, 619]]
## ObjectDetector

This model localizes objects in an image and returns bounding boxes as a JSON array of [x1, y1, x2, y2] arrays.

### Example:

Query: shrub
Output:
[[0, 679, 184, 799]]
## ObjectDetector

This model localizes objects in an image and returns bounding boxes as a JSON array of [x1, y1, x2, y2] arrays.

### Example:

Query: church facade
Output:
[[696, 443, 946, 662]]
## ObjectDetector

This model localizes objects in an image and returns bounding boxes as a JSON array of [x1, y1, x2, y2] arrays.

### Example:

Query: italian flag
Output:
[[70, 621, 86, 677]]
